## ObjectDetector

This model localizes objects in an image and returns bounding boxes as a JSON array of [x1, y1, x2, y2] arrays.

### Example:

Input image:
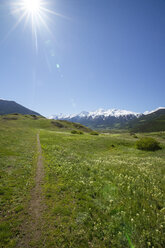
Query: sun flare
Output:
[[8, 0, 66, 50], [23, 0, 41, 14]]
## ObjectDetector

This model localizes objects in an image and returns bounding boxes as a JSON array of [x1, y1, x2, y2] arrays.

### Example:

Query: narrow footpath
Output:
[[18, 133, 45, 247]]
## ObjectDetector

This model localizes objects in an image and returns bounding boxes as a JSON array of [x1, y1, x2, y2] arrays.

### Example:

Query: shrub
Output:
[[31, 115, 38, 120], [90, 131, 99, 135], [71, 130, 84, 135], [71, 130, 77, 134], [136, 137, 161, 151], [130, 132, 138, 138], [78, 131, 84, 135], [3, 117, 18, 120], [51, 121, 64, 128]]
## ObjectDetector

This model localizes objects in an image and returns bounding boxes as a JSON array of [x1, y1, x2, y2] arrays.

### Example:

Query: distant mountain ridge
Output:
[[50, 109, 141, 120], [0, 99, 41, 116], [50, 108, 141, 130], [143, 107, 165, 115], [50, 107, 165, 131], [128, 107, 165, 132]]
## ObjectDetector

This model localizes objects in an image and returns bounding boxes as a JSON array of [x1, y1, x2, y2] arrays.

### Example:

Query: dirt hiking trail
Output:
[[18, 133, 45, 247]]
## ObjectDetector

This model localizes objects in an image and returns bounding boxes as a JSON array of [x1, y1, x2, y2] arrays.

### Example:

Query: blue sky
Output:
[[0, 0, 165, 116]]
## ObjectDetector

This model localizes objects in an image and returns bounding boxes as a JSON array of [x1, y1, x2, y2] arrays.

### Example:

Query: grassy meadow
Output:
[[0, 116, 37, 247], [0, 114, 165, 247], [41, 131, 165, 248]]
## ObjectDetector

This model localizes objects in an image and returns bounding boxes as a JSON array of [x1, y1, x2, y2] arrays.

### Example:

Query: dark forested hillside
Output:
[[128, 108, 165, 132], [0, 99, 41, 116]]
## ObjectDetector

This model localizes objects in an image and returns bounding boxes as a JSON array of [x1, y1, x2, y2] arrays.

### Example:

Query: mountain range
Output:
[[50, 107, 165, 132], [127, 107, 165, 132], [0, 99, 164, 132]]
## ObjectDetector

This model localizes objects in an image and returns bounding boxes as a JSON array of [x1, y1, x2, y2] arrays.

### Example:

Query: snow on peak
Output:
[[49, 108, 140, 120], [78, 111, 89, 117], [87, 109, 140, 118], [143, 107, 165, 115], [49, 113, 78, 120], [49, 113, 70, 119]]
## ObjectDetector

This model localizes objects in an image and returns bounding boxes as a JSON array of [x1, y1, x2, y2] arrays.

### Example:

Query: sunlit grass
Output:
[[0, 114, 164, 247], [40, 131, 165, 248], [0, 114, 92, 247], [0, 119, 37, 247]]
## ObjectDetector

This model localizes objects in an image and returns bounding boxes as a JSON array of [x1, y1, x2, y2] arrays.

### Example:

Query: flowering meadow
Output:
[[40, 131, 165, 248]]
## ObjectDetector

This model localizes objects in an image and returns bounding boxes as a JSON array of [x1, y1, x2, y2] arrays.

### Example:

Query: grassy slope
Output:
[[132, 115, 165, 132], [0, 114, 92, 132], [40, 131, 165, 248], [128, 111, 165, 133], [0, 114, 165, 247], [0, 114, 91, 247], [0, 116, 37, 247]]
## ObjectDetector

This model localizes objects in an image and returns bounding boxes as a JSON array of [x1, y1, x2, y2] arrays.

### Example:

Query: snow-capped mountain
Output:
[[50, 109, 140, 120], [49, 108, 141, 129], [143, 107, 165, 115], [49, 107, 165, 130]]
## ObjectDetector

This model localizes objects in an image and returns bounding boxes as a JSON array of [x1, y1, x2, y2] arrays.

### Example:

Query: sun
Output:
[[9, 0, 66, 50], [23, 0, 41, 14]]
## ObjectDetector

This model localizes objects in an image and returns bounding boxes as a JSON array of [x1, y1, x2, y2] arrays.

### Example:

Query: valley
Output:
[[1, 0, 165, 246], [0, 114, 165, 247], [51, 107, 165, 132]]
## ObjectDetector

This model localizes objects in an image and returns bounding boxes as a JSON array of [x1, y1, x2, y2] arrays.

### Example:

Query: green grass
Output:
[[0, 114, 91, 247], [0, 117, 37, 247], [0, 114, 165, 247], [40, 131, 165, 248]]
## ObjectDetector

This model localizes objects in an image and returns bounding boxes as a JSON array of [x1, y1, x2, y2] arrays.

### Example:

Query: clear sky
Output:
[[0, 0, 165, 116]]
